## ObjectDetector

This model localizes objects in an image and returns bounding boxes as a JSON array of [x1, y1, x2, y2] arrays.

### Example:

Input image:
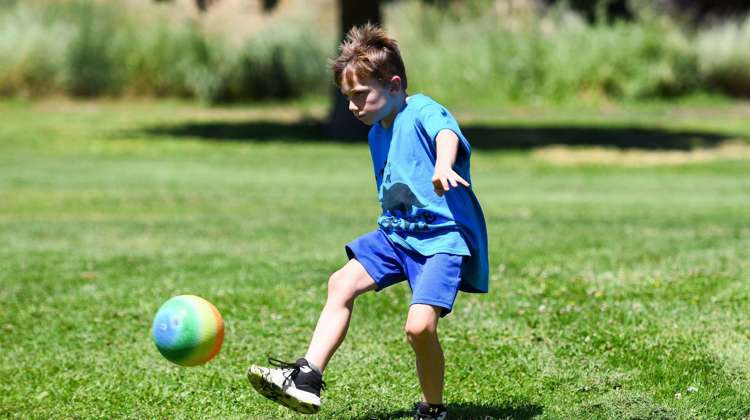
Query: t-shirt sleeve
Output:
[[418, 103, 471, 165]]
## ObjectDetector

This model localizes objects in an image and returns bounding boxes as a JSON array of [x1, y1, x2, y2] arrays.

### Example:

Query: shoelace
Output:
[[267, 357, 327, 391]]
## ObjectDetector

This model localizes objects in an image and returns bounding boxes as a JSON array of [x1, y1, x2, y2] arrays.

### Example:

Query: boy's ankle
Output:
[[302, 358, 323, 376]]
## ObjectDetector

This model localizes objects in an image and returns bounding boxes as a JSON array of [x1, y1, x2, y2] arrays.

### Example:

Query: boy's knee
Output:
[[404, 318, 436, 342], [327, 270, 355, 303]]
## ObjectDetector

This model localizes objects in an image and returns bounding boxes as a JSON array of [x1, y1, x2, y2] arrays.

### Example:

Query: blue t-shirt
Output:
[[368, 93, 489, 293]]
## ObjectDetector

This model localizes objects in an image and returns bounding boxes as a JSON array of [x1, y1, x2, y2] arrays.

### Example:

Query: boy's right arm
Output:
[[432, 129, 470, 197]]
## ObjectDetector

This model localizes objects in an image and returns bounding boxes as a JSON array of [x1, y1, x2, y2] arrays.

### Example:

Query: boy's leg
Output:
[[247, 258, 377, 414], [249, 230, 403, 414], [304, 258, 377, 372], [405, 303, 444, 405]]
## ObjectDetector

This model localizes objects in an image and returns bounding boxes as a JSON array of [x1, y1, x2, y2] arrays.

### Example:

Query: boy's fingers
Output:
[[449, 177, 458, 188], [441, 178, 450, 192], [456, 174, 470, 187]]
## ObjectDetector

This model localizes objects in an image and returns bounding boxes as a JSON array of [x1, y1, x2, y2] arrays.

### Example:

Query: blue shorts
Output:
[[345, 229, 465, 317]]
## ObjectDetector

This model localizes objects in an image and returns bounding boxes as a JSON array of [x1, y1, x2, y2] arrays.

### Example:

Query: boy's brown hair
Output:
[[330, 23, 408, 90]]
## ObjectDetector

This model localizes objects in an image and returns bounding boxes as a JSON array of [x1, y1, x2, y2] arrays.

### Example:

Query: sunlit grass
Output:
[[1, 100, 749, 418]]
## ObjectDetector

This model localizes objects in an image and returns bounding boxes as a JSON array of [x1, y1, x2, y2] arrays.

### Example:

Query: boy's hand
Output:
[[432, 164, 469, 196]]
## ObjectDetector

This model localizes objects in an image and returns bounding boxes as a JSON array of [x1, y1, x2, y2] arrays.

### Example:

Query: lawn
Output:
[[1, 98, 749, 419]]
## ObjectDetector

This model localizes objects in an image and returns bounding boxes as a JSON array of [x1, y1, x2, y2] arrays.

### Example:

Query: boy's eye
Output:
[[344, 90, 367, 101]]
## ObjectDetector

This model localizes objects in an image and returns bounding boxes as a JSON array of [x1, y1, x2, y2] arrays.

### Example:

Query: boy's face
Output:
[[341, 72, 401, 126]]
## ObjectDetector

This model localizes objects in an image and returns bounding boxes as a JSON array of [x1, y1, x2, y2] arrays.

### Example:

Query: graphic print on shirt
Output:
[[382, 182, 426, 215], [379, 161, 437, 232]]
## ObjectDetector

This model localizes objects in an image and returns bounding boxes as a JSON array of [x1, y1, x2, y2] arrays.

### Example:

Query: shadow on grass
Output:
[[353, 402, 543, 420], [135, 120, 732, 150]]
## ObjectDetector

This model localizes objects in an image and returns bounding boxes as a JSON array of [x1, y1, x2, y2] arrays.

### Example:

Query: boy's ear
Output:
[[388, 76, 402, 93]]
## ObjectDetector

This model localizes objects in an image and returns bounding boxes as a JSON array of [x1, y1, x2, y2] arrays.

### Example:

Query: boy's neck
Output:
[[380, 91, 408, 129]]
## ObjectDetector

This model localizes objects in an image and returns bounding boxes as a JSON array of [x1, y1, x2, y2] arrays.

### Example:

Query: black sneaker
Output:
[[414, 401, 448, 420], [247, 357, 326, 414]]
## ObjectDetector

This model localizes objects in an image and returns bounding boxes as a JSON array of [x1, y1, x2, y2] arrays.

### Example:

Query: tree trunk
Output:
[[326, 0, 382, 139]]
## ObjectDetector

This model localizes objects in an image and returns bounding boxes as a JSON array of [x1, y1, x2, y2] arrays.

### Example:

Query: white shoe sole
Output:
[[247, 365, 320, 415]]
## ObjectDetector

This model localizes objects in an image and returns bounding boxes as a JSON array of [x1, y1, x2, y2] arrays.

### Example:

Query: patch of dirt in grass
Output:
[[707, 330, 750, 379], [533, 140, 750, 166], [577, 390, 677, 419]]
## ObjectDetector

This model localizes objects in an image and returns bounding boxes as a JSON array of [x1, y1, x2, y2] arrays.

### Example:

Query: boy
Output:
[[247, 23, 488, 420]]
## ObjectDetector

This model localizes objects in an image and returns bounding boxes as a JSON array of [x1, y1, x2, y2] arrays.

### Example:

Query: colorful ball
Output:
[[151, 295, 224, 367]]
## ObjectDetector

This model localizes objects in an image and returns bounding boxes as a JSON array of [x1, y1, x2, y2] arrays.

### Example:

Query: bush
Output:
[[0, 0, 747, 103], [231, 22, 330, 101], [120, 24, 196, 97], [0, 1, 331, 102], [0, 5, 73, 96], [63, 2, 121, 97], [696, 15, 750, 97], [388, 2, 699, 106], [172, 20, 331, 103]]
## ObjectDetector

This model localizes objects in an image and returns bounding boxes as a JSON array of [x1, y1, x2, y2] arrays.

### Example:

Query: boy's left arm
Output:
[[432, 129, 470, 197]]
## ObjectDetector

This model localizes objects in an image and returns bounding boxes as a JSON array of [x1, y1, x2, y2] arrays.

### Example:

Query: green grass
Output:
[[1, 99, 750, 419]]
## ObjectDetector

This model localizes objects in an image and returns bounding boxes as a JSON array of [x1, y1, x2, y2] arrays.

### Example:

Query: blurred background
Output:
[[2, 0, 750, 122]]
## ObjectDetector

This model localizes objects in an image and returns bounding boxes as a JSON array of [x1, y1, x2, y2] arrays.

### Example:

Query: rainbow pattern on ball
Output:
[[152, 295, 224, 367]]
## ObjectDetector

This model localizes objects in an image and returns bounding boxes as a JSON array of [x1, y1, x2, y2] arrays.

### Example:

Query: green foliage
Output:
[[63, 2, 121, 97], [178, 28, 235, 103], [696, 15, 750, 97], [391, 2, 700, 106], [0, 1, 748, 103], [180, 21, 332, 103], [0, 2, 330, 102], [120, 25, 196, 97], [232, 23, 330, 101], [0, 4, 72, 96]]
